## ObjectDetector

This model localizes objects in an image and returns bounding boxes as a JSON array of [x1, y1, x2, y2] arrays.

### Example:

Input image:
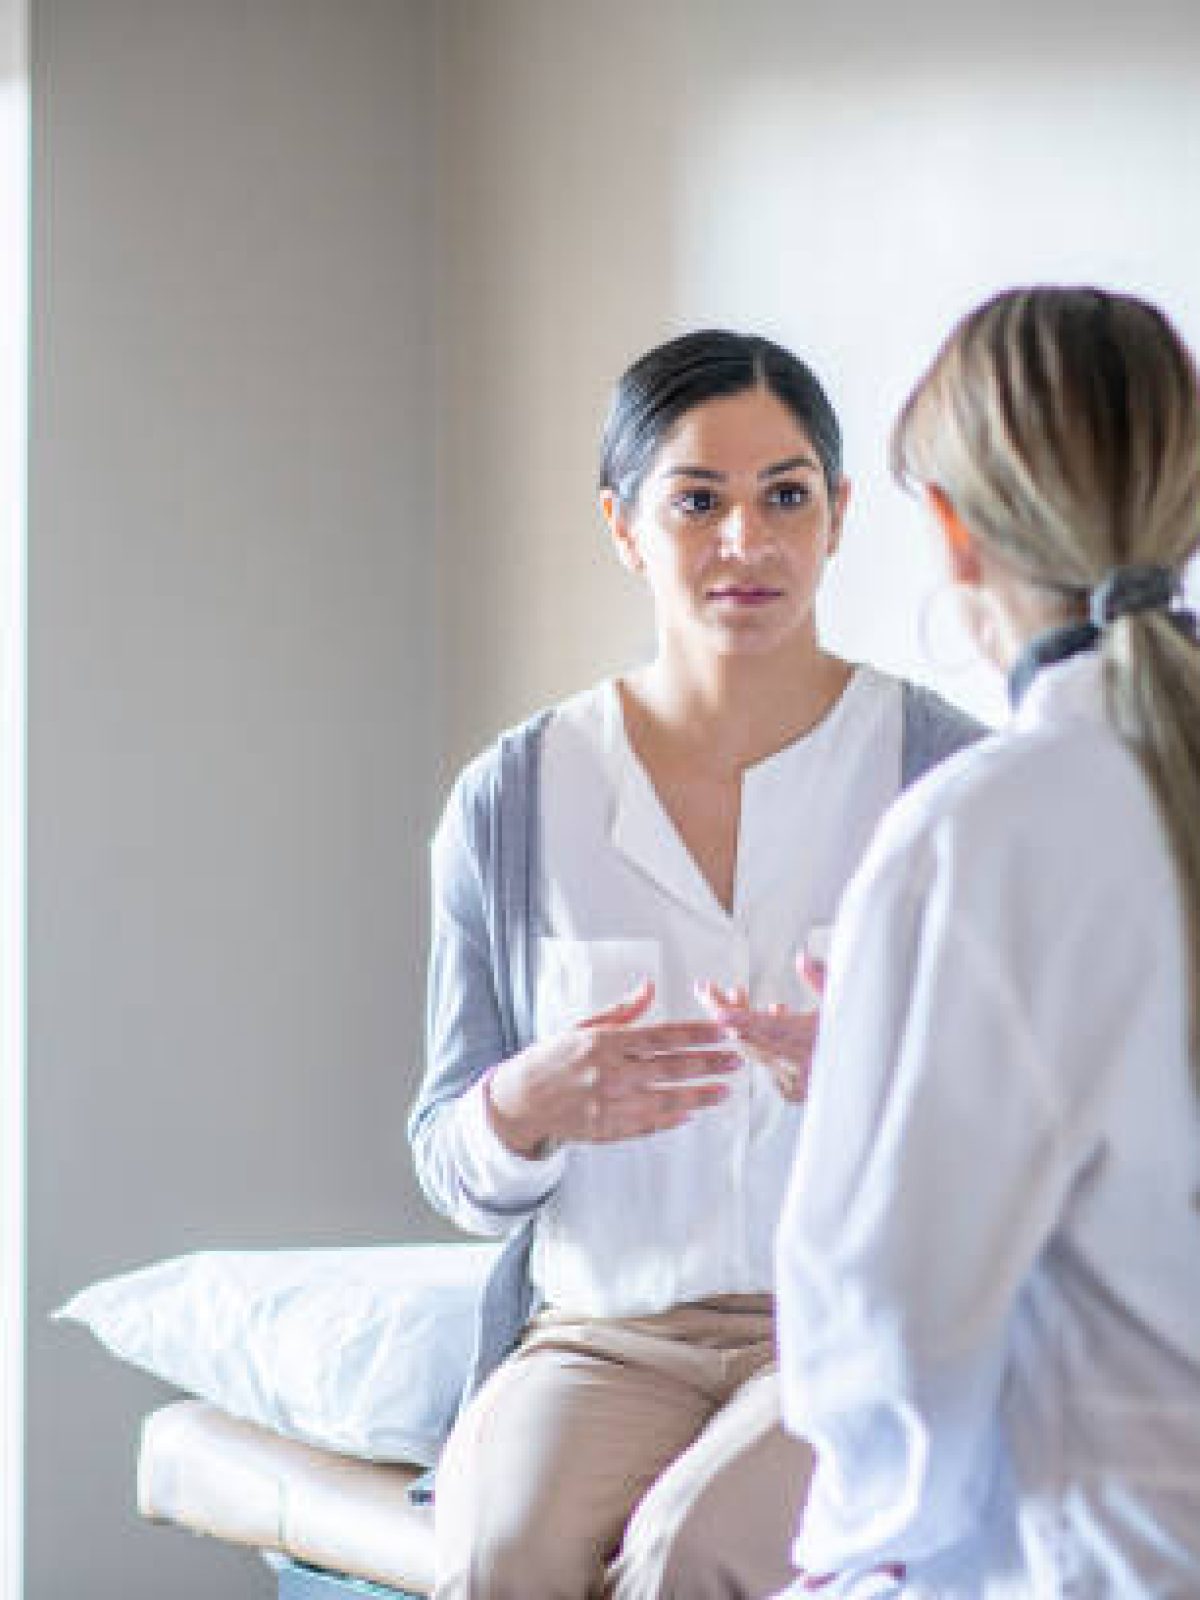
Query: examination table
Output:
[[138, 1400, 434, 1599]]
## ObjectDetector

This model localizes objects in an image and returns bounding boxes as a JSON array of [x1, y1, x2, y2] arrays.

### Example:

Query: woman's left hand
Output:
[[695, 955, 826, 1103]]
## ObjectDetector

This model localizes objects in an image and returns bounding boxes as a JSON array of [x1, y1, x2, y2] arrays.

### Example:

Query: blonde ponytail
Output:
[[1105, 606, 1200, 1064], [892, 287, 1200, 1070]]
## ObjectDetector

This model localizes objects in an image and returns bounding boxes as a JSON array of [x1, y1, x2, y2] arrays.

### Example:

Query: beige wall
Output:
[[28, 4, 439, 1597], [434, 1, 686, 771]]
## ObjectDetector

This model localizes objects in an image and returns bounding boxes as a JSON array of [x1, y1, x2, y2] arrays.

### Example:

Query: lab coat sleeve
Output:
[[407, 772, 566, 1237], [776, 813, 1079, 1581]]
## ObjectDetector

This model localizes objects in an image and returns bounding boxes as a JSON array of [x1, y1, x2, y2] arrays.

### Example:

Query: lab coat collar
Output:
[[1008, 620, 1099, 710], [1012, 648, 1109, 735]]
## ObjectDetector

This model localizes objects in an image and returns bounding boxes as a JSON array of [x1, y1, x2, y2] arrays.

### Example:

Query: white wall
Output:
[[27, 4, 440, 1598], [436, 0, 1200, 752]]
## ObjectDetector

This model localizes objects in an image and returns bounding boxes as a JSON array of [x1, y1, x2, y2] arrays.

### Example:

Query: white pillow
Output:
[[54, 1243, 498, 1468]]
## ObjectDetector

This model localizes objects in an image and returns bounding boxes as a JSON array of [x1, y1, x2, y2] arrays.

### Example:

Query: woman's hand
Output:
[[695, 953, 827, 1103], [485, 979, 743, 1156]]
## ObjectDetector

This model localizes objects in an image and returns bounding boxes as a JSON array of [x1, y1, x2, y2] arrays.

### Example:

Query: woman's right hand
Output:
[[484, 980, 742, 1156]]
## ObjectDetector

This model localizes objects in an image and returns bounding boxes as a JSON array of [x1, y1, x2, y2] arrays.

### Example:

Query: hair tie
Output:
[[1088, 565, 1179, 628]]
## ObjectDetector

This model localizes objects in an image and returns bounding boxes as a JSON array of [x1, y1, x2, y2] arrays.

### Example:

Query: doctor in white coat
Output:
[[774, 286, 1200, 1597]]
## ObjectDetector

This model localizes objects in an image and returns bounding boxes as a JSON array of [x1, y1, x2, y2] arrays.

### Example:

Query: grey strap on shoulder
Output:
[[493, 708, 553, 1046], [900, 681, 984, 788]]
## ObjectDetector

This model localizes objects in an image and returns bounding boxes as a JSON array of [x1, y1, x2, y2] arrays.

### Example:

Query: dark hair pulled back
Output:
[[599, 329, 842, 509]]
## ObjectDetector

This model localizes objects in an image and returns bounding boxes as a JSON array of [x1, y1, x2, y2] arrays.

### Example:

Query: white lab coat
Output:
[[775, 652, 1200, 1598]]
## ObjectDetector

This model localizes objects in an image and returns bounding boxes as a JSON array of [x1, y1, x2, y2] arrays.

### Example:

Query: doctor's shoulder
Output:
[[847, 721, 1098, 909]]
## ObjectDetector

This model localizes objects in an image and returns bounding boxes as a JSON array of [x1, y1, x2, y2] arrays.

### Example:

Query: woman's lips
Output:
[[707, 586, 784, 606]]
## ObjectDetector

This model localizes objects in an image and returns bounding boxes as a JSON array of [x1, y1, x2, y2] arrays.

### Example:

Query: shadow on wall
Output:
[[437, 1, 705, 772]]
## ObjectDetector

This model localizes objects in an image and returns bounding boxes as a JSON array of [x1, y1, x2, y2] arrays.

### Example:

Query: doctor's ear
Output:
[[925, 486, 983, 587], [600, 488, 645, 574]]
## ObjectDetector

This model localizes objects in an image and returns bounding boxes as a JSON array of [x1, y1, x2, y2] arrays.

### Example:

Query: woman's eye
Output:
[[674, 488, 719, 515], [768, 481, 812, 509]]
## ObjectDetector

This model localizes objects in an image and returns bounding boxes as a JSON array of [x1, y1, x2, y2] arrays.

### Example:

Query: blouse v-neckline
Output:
[[602, 671, 869, 925]]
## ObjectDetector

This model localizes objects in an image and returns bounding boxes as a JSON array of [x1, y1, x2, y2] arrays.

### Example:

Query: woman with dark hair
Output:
[[410, 330, 978, 1599], [775, 288, 1200, 1595]]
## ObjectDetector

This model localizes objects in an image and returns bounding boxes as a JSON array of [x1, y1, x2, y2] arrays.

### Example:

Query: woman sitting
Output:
[[410, 328, 978, 1600]]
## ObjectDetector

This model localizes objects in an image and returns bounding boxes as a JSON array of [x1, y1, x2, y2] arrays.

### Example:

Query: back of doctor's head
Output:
[[598, 328, 842, 509], [891, 285, 1200, 1065]]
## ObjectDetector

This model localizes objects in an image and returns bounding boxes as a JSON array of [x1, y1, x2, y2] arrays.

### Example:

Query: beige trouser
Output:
[[433, 1297, 813, 1600]]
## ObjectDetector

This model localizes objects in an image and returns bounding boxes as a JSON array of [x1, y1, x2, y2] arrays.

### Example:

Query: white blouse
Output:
[[446, 666, 904, 1318], [776, 652, 1200, 1597]]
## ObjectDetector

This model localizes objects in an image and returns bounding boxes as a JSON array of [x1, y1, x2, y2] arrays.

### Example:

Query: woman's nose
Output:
[[718, 503, 769, 558]]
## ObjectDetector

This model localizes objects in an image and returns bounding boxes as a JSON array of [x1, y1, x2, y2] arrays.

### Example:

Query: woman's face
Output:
[[605, 385, 849, 661]]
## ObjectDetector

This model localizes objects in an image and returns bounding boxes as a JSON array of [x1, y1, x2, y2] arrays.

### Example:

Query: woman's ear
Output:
[[826, 477, 852, 558], [600, 488, 644, 573], [925, 486, 983, 586]]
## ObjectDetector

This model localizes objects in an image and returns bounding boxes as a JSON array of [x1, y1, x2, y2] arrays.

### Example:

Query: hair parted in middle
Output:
[[598, 329, 842, 511]]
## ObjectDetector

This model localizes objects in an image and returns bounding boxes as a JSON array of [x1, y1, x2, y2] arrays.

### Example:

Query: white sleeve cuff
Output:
[[450, 1078, 568, 1213]]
